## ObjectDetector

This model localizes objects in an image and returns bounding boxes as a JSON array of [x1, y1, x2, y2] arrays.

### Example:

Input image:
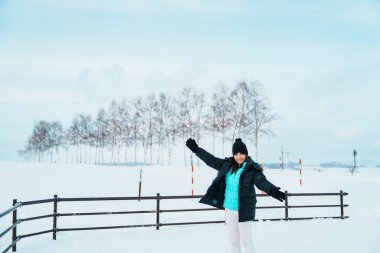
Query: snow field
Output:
[[1, 162, 379, 252]]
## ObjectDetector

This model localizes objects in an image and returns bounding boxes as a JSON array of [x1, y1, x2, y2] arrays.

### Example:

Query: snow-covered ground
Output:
[[1, 161, 379, 253]]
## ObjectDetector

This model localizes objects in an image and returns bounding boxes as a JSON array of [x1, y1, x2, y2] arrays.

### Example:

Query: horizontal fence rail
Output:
[[0, 204, 22, 219], [0, 191, 349, 253]]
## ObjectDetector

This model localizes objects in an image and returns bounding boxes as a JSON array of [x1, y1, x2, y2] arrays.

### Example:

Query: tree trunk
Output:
[[89, 146, 92, 164], [117, 141, 121, 165], [101, 145, 104, 163], [110, 138, 112, 164], [125, 143, 128, 165], [51, 147, 54, 163], [134, 136, 137, 164], [76, 143, 79, 163], [144, 148, 147, 165], [93, 141, 96, 164], [183, 135, 187, 166], [84, 145, 87, 164], [222, 131, 225, 156], [255, 132, 259, 161], [157, 141, 161, 165], [150, 141, 153, 165], [79, 143, 82, 164]]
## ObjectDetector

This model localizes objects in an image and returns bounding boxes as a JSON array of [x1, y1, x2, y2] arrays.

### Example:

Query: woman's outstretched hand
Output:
[[186, 138, 198, 153], [272, 187, 286, 202]]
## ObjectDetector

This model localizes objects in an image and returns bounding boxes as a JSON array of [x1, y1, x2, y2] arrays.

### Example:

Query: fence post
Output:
[[53, 195, 58, 240], [156, 193, 160, 230], [339, 190, 344, 219], [12, 199, 17, 252], [284, 191, 289, 220]]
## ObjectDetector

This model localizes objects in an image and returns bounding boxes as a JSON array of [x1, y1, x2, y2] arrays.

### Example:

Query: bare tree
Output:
[[94, 108, 109, 164], [131, 97, 144, 164], [140, 94, 157, 164], [246, 80, 276, 161], [18, 141, 35, 162], [204, 94, 218, 155], [117, 98, 132, 165], [67, 116, 81, 163], [176, 87, 207, 165], [192, 90, 206, 145], [229, 81, 253, 144], [36, 120, 55, 162], [207, 84, 233, 156], [20, 121, 49, 162], [64, 128, 74, 163], [107, 101, 120, 165], [155, 93, 170, 165], [165, 97, 180, 165], [192, 90, 206, 166], [77, 113, 93, 164], [177, 88, 192, 166], [48, 121, 65, 163], [87, 124, 98, 165], [20, 79, 276, 166]]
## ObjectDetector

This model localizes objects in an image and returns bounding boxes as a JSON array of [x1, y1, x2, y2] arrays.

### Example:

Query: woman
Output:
[[186, 138, 285, 253]]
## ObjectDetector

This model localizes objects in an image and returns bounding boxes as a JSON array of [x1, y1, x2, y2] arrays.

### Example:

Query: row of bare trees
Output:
[[19, 81, 276, 165]]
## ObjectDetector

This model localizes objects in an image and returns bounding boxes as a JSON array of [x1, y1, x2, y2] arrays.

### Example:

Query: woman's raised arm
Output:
[[186, 138, 225, 171]]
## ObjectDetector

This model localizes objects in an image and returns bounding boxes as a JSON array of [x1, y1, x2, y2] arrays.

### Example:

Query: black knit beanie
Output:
[[232, 138, 248, 155]]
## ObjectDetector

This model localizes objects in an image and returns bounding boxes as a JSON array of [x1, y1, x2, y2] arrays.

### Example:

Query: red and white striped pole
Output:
[[191, 154, 194, 196], [299, 159, 303, 186]]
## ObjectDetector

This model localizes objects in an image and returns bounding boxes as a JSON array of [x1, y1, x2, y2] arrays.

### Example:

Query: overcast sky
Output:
[[1, 0, 379, 164]]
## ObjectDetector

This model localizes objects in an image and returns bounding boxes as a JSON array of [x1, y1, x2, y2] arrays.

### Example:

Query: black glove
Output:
[[271, 187, 286, 202], [186, 138, 198, 153]]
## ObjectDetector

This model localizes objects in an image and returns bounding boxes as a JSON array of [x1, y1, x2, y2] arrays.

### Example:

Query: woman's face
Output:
[[234, 153, 246, 165]]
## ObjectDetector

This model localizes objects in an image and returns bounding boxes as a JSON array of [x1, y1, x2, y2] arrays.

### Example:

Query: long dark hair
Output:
[[231, 155, 247, 174]]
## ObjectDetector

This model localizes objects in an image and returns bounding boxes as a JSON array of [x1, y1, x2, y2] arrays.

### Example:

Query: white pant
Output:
[[224, 208, 255, 253]]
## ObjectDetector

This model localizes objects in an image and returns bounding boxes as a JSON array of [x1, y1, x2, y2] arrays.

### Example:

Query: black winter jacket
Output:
[[196, 147, 278, 222]]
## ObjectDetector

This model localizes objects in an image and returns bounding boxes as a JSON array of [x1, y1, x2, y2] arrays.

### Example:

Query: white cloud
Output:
[[338, 2, 380, 29], [0, 90, 82, 104], [76, 64, 129, 103], [337, 129, 363, 138], [27, 0, 249, 15], [374, 140, 380, 148]]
